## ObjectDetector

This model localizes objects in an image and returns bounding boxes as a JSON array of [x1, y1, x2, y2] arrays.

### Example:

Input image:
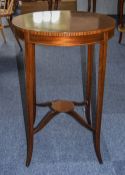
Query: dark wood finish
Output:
[[48, 0, 52, 10], [20, 1, 76, 14], [22, 0, 53, 10], [34, 100, 94, 133], [12, 11, 115, 166], [24, 40, 35, 166], [85, 44, 94, 125], [54, 0, 60, 10], [118, 0, 125, 43], [21, 0, 62, 10], [94, 33, 108, 163], [51, 100, 75, 112], [88, 0, 96, 12]]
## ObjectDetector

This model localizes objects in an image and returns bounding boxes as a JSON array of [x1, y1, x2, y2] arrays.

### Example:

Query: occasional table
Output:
[[12, 11, 115, 166]]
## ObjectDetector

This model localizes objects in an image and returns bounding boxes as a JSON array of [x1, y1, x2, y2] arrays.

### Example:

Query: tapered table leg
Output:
[[88, 0, 96, 12], [91, 48, 96, 128], [118, 0, 124, 43], [24, 40, 36, 166], [93, 33, 108, 163], [54, 0, 60, 9], [48, 0, 53, 10], [88, 0, 91, 11], [80, 46, 86, 103], [85, 44, 94, 125], [93, 0, 96, 12]]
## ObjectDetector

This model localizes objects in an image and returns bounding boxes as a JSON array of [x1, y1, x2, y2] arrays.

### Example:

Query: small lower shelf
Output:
[[118, 24, 125, 32], [51, 100, 75, 112]]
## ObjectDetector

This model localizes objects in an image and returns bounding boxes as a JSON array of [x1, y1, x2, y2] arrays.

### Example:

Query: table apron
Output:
[[14, 29, 114, 46]]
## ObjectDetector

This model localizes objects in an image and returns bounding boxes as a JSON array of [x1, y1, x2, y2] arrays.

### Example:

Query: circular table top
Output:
[[12, 11, 115, 37]]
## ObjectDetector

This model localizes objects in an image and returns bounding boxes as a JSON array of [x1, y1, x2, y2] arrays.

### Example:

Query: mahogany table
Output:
[[12, 11, 115, 166]]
